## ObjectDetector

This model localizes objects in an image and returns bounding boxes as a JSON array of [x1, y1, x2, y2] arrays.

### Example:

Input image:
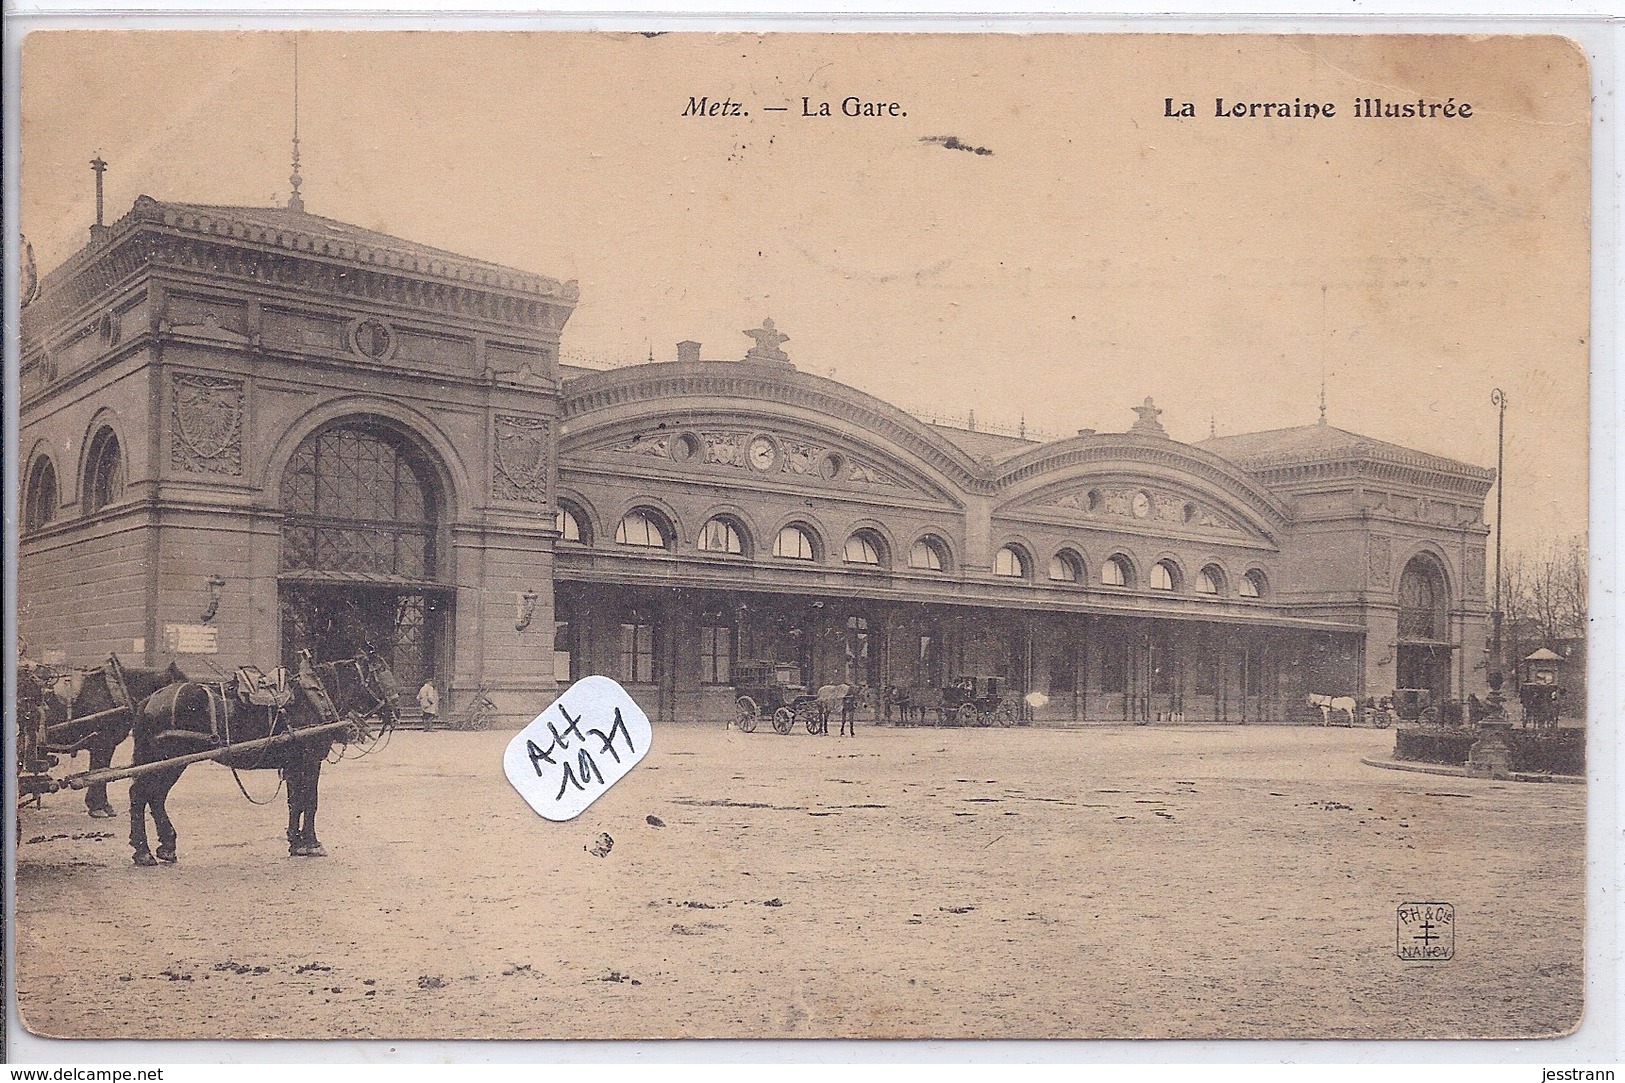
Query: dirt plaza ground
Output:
[[14, 722, 1585, 1041]]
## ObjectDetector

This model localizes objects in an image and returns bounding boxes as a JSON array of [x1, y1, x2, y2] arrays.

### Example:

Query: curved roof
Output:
[[560, 360, 991, 493]]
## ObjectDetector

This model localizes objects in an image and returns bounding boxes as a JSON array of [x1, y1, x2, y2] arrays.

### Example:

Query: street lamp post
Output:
[[1468, 387, 1514, 776]]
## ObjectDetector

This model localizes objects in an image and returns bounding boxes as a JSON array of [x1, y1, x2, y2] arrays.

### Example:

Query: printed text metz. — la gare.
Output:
[[683, 95, 907, 118], [1164, 96, 1474, 119]]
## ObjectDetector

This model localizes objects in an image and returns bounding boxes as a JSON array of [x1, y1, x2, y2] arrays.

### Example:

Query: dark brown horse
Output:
[[36, 657, 189, 818], [128, 650, 398, 866]]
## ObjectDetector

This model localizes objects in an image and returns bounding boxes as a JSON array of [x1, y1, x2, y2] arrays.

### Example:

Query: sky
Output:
[[18, 31, 1592, 557]]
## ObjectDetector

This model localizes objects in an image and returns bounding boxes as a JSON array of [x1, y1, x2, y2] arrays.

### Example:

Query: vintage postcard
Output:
[[11, 32, 1590, 1040]]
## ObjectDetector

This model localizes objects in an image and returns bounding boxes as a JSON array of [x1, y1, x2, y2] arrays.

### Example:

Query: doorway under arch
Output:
[[277, 418, 451, 691], [1396, 554, 1451, 703]]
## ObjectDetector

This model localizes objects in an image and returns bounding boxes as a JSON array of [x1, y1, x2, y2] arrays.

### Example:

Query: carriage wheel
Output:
[[772, 707, 795, 735], [994, 703, 1016, 727], [1373, 709, 1392, 730], [736, 695, 759, 733], [955, 703, 978, 727], [1419, 706, 1438, 726], [805, 707, 827, 736], [975, 706, 994, 728]]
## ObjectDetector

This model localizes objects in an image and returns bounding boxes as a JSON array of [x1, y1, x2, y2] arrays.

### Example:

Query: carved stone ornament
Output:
[[349, 317, 397, 361], [604, 428, 902, 489], [171, 373, 244, 475], [611, 433, 672, 459], [1368, 534, 1393, 587], [1042, 485, 1241, 535], [494, 415, 550, 502], [1466, 546, 1487, 594]]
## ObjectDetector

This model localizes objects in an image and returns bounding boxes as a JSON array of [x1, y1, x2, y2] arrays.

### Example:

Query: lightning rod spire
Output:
[[288, 38, 305, 213]]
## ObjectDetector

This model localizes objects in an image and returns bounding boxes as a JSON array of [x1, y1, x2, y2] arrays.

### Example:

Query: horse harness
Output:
[[151, 661, 341, 748]]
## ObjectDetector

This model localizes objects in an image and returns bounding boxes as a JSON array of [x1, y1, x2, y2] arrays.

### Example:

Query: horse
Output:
[[883, 685, 913, 726], [36, 657, 189, 819], [911, 686, 945, 726], [1306, 692, 1357, 727], [816, 683, 863, 736], [127, 649, 399, 866]]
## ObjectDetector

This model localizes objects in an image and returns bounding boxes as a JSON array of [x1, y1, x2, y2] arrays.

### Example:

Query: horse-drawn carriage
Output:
[[733, 661, 826, 735], [889, 676, 1018, 727], [14, 647, 399, 863], [1388, 687, 1438, 725], [942, 676, 1018, 727], [16, 659, 65, 802]]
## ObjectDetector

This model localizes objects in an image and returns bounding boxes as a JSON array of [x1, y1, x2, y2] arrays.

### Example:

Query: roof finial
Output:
[[288, 38, 305, 213], [1019, 413, 1027, 440], [1209, 414, 1217, 439], [1318, 373, 1328, 426], [89, 156, 108, 240], [1130, 395, 1167, 436]]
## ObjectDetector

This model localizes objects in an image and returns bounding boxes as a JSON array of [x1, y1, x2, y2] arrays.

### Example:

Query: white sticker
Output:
[[504, 675, 652, 821]]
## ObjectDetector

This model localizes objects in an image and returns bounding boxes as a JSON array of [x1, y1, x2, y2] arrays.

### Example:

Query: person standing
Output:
[[418, 677, 439, 732]]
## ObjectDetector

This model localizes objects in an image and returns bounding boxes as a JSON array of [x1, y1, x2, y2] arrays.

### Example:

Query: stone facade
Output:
[[18, 196, 1496, 725]]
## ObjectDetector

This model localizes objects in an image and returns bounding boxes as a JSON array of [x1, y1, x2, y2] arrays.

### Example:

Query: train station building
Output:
[[17, 192, 1498, 725]]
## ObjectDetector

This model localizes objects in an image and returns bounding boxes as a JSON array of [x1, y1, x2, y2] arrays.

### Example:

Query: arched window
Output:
[[1240, 569, 1267, 599], [83, 427, 124, 513], [280, 421, 439, 580], [1398, 558, 1446, 640], [699, 517, 745, 555], [909, 536, 948, 572], [773, 524, 817, 561], [615, 510, 670, 549], [24, 457, 58, 534], [1150, 560, 1181, 591], [1048, 550, 1083, 583], [1101, 555, 1133, 588], [1196, 565, 1225, 595], [554, 504, 585, 544], [843, 531, 884, 567], [994, 545, 1029, 579]]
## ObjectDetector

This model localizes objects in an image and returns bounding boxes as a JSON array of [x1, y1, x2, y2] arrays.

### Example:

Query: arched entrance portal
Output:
[[277, 420, 449, 691], [1396, 554, 1451, 703]]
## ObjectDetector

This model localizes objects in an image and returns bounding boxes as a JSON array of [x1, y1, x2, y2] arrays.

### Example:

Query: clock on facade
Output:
[[748, 435, 778, 471], [1132, 491, 1152, 519]]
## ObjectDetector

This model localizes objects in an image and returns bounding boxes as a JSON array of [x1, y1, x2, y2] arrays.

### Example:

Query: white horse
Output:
[[1307, 692, 1357, 726], [816, 683, 859, 736]]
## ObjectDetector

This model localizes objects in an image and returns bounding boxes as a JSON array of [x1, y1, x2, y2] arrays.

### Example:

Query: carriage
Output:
[[1389, 687, 1439, 725], [16, 661, 64, 803], [733, 661, 826, 735], [940, 676, 1018, 727]]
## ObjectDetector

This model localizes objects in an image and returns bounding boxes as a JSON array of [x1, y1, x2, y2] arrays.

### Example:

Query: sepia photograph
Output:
[[10, 31, 1592, 1042]]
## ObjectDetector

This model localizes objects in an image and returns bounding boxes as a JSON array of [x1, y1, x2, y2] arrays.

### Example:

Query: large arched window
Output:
[[773, 524, 818, 561], [699, 517, 745, 555], [83, 427, 124, 513], [281, 421, 439, 580], [615, 509, 671, 549], [1240, 569, 1267, 599], [994, 545, 1030, 579], [24, 456, 58, 534], [909, 535, 949, 572], [843, 530, 885, 567], [1398, 557, 1447, 640]]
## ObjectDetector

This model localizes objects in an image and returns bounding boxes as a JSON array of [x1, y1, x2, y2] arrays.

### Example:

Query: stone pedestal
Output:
[[1467, 720, 1513, 779]]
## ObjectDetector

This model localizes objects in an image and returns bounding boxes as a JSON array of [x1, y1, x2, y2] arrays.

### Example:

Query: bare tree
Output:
[[1498, 533, 1587, 661]]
